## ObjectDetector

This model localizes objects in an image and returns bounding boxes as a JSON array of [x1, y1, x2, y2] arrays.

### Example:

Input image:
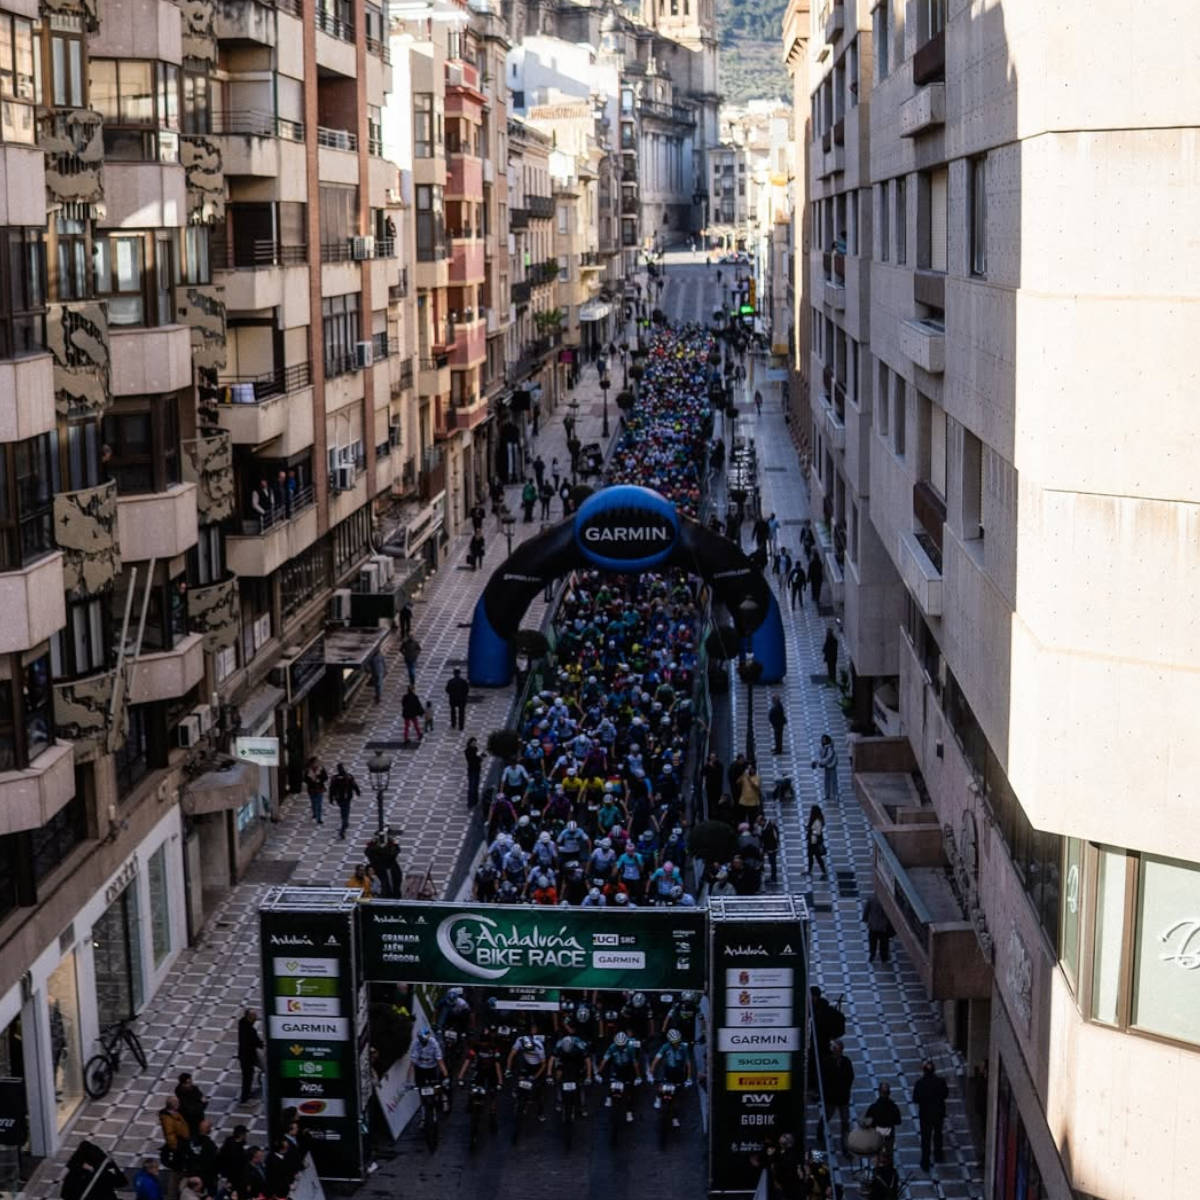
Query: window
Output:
[[281, 539, 332, 621], [894, 176, 907, 265], [557, 254, 568, 282], [88, 60, 179, 162], [969, 156, 987, 276], [0, 651, 53, 770], [318, 184, 357, 260], [54, 215, 89, 303], [1131, 856, 1200, 1044], [50, 29, 84, 109], [876, 361, 889, 436], [0, 434, 55, 570], [847, 38, 859, 106], [52, 418, 102, 491], [50, 596, 112, 680], [415, 185, 446, 262], [181, 69, 209, 135], [1060, 838, 1084, 990], [92, 234, 147, 326], [31, 792, 87, 884], [101, 393, 182, 494], [1090, 847, 1127, 1026], [873, 2, 890, 80], [892, 377, 906, 456], [322, 293, 360, 376], [147, 844, 172, 966], [177, 226, 210, 287], [961, 427, 983, 539], [367, 105, 382, 156], [920, 0, 946, 42], [993, 1061, 1046, 1200], [927, 398, 946, 497], [919, 166, 948, 272], [189, 523, 224, 587], [557, 205, 568, 234], [139, 575, 188, 653], [879, 181, 889, 262], [113, 703, 151, 795], [0, 13, 38, 145], [413, 93, 435, 157], [0, 226, 46, 357]]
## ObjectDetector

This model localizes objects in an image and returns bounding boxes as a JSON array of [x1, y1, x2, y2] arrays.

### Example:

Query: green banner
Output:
[[360, 901, 706, 989]]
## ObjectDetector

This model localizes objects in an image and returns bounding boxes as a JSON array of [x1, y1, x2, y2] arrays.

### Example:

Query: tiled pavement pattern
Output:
[[22, 339, 630, 1200]]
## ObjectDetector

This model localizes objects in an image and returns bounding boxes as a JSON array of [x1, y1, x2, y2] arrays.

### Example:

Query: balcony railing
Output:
[[365, 35, 391, 62], [316, 125, 357, 152], [580, 250, 601, 267], [314, 8, 354, 42], [275, 0, 302, 15], [243, 482, 315, 535], [528, 195, 554, 219], [390, 268, 410, 301], [913, 480, 947, 568], [209, 110, 305, 141], [510, 207, 530, 230], [220, 361, 312, 401], [213, 237, 308, 269], [511, 279, 532, 304], [621, 195, 638, 214], [395, 358, 415, 391], [372, 333, 402, 360]]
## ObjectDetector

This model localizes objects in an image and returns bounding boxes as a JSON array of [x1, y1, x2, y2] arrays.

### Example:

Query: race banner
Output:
[[359, 901, 706, 989]]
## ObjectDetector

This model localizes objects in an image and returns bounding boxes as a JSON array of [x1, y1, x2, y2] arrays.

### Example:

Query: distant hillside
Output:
[[717, 0, 790, 105]]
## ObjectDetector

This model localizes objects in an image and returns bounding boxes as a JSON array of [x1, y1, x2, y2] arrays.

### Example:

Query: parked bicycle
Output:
[[83, 1018, 147, 1099]]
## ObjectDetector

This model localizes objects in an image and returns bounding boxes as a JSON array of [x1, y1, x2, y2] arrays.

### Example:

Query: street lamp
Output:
[[738, 653, 764, 763], [600, 374, 611, 438], [366, 749, 393, 833], [501, 509, 516, 556]]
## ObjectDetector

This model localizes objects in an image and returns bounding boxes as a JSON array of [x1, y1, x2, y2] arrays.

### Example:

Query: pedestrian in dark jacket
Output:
[[865, 1081, 902, 1132], [183, 1119, 218, 1195], [913, 1059, 950, 1169], [368, 649, 386, 704], [863, 893, 894, 963], [469, 531, 485, 569], [303, 756, 327, 824], [264, 1139, 294, 1199], [822, 625, 839, 683], [330, 763, 360, 840], [470, 501, 486, 533], [788, 560, 806, 610], [521, 479, 537, 521], [244, 1148, 266, 1198], [806, 804, 828, 879], [216, 1126, 248, 1192], [464, 737, 484, 808], [808, 552, 825, 605], [400, 635, 420, 685], [817, 1040, 855, 1153], [399, 599, 413, 638], [767, 693, 787, 754], [365, 830, 403, 896], [446, 667, 470, 730], [756, 814, 780, 883], [401, 686, 424, 743], [236, 1010, 262, 1103], [174, 1073, 206, 1135], [702, 753, 724, 815]]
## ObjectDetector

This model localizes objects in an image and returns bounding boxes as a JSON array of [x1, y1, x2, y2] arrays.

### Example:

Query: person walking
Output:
[[158, 1098, 190, 1198], [808, 551, 825, 606], [303, 756, 327, 825], [533, 454, 545, 488], [788, 559, 806, 611], [236, 1010, 263, 1104], [464, 737, 484, 808], [445, 667, 470, 731], [703, 752, 725, 816], [816, 1039, 855, 1155], [767, 693, 787, 755], [757, 814, 780, 884], [550, 456, 561, 490], [368, 649, 386, 704], [863, 892, 894, 963], [521, 478, 537, 522], [401, 686, 424, 743], [539, 478, 553, 519], [736, 762, 762, 818], [400, 634, 420, 685], [183, 1118, 218, 1195], [399, 599, 413, 639], [812, 734, 839, 803], [330, 763, 360, 840], [806, 804, 828, 879], [913, 1059, 950, 1170], [133, 1158, 164, 1200], [217, 1127, 249, 1194], [470, 501, 486, 534], [469, 531, 485, 569], [754, 389, 763, 415], [822, 625, 839, 684], [174, 1072, 206, 1135], [766, 512, 779, 555]]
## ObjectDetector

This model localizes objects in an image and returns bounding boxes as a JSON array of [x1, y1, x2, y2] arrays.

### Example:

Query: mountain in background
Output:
[[716, 0, 791, 106]]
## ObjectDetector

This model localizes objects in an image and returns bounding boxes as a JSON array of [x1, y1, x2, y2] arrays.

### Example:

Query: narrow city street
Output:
[[25, 260, 982, 1200]]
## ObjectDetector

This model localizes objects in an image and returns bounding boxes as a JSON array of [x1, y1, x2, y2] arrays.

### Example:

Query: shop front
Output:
[[271, 633, 326, 795], [324, 627, 390, 712], [0, 808, 186, 1157]]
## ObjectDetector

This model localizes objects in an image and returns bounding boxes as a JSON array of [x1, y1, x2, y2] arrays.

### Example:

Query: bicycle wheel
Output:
[[123, 1027, 148, 1071], [424, 1105, 439, 1153], [84, 1054, 114, 1099]]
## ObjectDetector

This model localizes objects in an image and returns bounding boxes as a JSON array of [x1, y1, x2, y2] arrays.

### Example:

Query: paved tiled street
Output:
[[25, 260, 982, 1200]]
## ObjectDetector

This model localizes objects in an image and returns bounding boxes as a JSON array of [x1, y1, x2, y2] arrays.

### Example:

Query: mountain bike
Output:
[[83, 1018, 147, 1099], [559, 1076, 584, 1150], [413, 1080, 442, 1152]]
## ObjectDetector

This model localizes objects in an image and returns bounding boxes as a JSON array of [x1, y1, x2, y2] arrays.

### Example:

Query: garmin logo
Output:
[[582, 526, 672, 544]]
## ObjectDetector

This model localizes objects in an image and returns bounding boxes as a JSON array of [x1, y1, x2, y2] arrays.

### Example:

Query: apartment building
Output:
[[795, 2, 1200, 1197], [0, 0, 410, 1156]]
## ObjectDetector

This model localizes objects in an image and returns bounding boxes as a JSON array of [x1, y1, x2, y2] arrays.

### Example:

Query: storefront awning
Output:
[[324, 626, 389, 669], [183, 758, 260, 816], [579, 300, 612, 323]]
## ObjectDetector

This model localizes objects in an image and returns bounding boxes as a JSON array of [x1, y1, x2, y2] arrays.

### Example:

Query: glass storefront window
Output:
[[1090, 847, 1127, 1026], [92, 883, 145, 1027], [147, 845, 171, 967], [1131, 855, 1200, 1045], [48, 952, 84, 1130], [1060, 838, 1083, 989]]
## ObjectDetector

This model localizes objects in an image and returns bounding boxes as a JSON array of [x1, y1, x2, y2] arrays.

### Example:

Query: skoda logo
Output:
[[574, 485, 679, 568]]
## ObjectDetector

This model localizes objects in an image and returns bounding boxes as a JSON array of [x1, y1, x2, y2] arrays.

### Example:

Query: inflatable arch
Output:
[[467, 485, 787, 686]]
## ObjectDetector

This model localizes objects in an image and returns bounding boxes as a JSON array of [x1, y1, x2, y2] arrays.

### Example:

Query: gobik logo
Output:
[[437, 912, 587, 980], [574, 485, 679, 570]]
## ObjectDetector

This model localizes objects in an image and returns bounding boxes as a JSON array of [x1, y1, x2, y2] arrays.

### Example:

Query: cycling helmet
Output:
[[681, 991, 698, 1004], [487, 996, 499, 1011], [631, 992, 647, 1009], [575, 1004, 591, 1022], [588, 886, 601, 899], [599, 837, 611, 849], [613, 1032, 629, 1048], [537, 874, 549, 887], [667, 1029, 683, 1045], [539, 831, 552, 843], [662, 861, 674, 874], [520, 1036, 535, 1051], [614, 892, 629, 905], [417, 1026, 431, 1042], [447, 988, 463, 1001], [518, 815, 530, 827], [566, 819, 578, 830]]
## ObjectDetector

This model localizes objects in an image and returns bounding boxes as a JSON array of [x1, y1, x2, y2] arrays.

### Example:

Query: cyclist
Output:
[[407, 1027, 449, 1112], [506, 1034, 548, 1120], [662, 991, 702, 1041], [622, 991, 654, 1041], [597, 1031, 642, 1122], [457, 1029, 503, 1131], [571, 1002, 601, 1057], [649, 1029, 692, 1125], [556, 819, 591, 865], [550, 1023, 593, 1114]]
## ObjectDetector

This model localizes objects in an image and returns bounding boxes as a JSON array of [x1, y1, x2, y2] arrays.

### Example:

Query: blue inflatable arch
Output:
[[468, 485, 787, 686]]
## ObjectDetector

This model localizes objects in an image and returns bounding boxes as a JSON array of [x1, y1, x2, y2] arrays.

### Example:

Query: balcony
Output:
[[822, 0, 844, 44], [824, 275, 845, 311], [621, 194, 639, 215], [528, 195, 554, 220], [54, 481, 120, 601], [900, 82, 946, 138], [392, 357, 415, 394], [899, 318, 946, 374], [215, 0, 279, 44], [449, 238, 485, 284], [109, 325, 193, 396], [128, 632, 205, 705], [54, 671, 123, 763], [315, 6, 354, 42], [418, 356, 450, 398], [0, 742, 76, 838], [823, 394, 846, 451], [226, 486, 320, 577], [0, 552, 66, 654], [418, 454, 446, 500], [450, 318, 486, 367], [217, 363, 314, 449], [101, 160, 186, 231], [580, 250, 602, 271], [182, 432, 236, 524], [0, 353, 54, 442], [116, 484, 199, 563], [914, 270, 946, 311], [211, 110, 306, 176], [447, 154, 483, 199], [187, 573, 240, 656], [913, 30, 946, 86], [898, 530, 943, 617], [510, 207, 530, 230], [511, 279, 532, 305]]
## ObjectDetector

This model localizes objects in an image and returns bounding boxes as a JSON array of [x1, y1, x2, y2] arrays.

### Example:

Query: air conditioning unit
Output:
[[332, 464, 355, 491], [386, 187, 401, 204], [351, 235, 375, 260], [330, 588, 352, 623], [354, 340, 373, 369], [327, 445, 340, 475], [372, 554, 394, 584], [192, 703, 214, 734], [359, 562, 381, 592], [176, 714, 202, 748]]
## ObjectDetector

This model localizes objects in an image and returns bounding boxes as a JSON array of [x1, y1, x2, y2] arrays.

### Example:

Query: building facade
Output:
[[793, 2, 1200, 1198]]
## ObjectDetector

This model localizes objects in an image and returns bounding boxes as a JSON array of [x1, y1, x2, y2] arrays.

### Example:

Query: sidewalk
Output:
[[21, 367, 621, 1199], [729, 355, 985, 1200]]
